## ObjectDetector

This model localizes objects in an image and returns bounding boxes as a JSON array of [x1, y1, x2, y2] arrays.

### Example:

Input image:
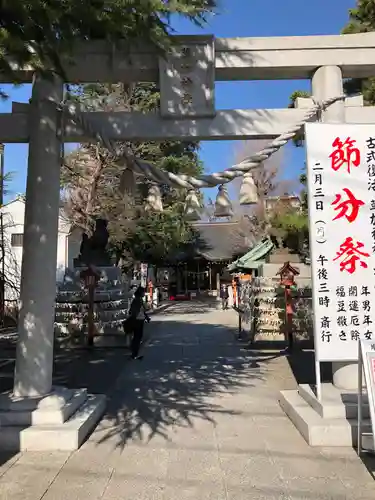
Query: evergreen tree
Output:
[[0, 0, 217, 96], [62, 82, 203, 266], [341, 0, 375, 104]]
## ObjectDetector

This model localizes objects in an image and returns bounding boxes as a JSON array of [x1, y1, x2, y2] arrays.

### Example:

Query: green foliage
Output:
[[288, 90, 312, 147], [298, 164, 307, 212], [288, 90, 311, 108], [342, 0, 375, 34], [341, 1, 375, 105], [62, 81, 203, 265], [271, 210, 308, 238], [118, 206, 197, 266], [268, 167, 309, 254], [0, 0, 217, 96], [270, 208, 309, 254]]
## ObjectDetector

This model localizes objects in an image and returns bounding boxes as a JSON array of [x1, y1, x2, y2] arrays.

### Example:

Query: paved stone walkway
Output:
[[0, 301, 374, 499]]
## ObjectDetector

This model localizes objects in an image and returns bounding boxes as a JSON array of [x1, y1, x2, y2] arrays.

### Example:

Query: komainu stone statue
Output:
[[77, 218, 112, 267]]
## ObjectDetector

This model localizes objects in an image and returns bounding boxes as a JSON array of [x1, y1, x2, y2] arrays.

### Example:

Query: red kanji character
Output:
[[331, 188, 365, 223], [330, 137, 361, 173], [333, 237, 370, 274]]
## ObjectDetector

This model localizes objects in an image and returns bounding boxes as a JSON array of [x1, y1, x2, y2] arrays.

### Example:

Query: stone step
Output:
[[279, 389, 372, 447], [0, 394, 106, 451], [0, 388, 88, 426], [298, 383, 370, 419]]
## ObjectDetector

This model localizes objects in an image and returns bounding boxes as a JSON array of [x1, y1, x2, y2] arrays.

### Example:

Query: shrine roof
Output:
[[192, 221, 255, 262]]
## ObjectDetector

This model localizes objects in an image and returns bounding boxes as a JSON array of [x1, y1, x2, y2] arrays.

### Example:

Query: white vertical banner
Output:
[[305, 123, 375, 362], [140, 263, 148, 288]]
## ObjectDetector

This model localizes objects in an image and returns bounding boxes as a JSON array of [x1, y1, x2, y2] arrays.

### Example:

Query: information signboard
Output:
[[305, 123, 375, 362]]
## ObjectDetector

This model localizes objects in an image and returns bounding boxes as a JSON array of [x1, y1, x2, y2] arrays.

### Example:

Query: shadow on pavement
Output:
[[92, 316, 282, 449], [285, 349, 332, 385], [159, 299, 219, 316], [0, 451, 20, 472], [0, 301, 298, 453], [360, 452, 375, 480], [0, 344, 130, 396]]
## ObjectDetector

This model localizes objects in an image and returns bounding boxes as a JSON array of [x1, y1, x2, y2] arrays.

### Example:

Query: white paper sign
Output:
[[140, 263, 148, 288], [305, 123, 375, 362]]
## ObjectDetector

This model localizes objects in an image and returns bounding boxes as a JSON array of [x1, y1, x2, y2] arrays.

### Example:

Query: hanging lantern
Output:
[[239, 173, 258, 205], [119, 168, 136, 196], [214, 184, 233, 218], [144, 184, 163, 212], [185, 190, 202, 220]]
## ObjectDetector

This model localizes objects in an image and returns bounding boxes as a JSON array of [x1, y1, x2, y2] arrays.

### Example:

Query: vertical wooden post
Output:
[[238, 309, 242, 338], [87, 278, 95, 347], [285, 286, 294, 351], [237, 279, 242, 339], [80, 266, 99, 348]]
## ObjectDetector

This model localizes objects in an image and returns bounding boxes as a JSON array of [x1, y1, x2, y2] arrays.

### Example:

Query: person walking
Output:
[[127, 286, 150, 360], [220, 284, 229, 310]]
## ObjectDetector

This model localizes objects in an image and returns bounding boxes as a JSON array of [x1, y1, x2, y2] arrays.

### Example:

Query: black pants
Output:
[[222, 298, 228, 310], [131, 319, 144, 358]]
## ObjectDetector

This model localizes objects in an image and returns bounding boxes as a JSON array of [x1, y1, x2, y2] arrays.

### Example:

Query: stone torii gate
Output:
[[1, 32, 375, 450]]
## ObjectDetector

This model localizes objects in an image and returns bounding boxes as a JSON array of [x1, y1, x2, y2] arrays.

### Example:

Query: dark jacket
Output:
[[220, 287, 229, 299], [123, 296, 149, 333], [129, 297, 142, 318]]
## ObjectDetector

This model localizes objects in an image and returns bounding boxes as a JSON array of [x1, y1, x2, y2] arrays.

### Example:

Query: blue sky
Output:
[[0, 0, 356, 201]]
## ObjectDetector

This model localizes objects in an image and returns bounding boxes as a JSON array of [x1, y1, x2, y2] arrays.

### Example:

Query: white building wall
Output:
[[1, 198, 71, 301], [66, 227, 82, 271]]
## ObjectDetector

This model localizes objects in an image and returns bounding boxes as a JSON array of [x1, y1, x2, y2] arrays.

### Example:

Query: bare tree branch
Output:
[[229, 139, 299, 239]]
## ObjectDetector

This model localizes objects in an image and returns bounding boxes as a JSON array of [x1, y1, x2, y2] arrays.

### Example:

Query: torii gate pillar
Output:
[[0, 76, 106, 452], [13, 75, 63, 397], [312, 65, 357, 391]]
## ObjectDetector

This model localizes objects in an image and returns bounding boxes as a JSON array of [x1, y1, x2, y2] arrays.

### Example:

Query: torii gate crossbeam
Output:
[[0, 33, 373, 451]]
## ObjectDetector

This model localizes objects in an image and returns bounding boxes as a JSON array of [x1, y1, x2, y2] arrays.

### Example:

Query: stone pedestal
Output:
[[279, 383, 373, 449], [332, 361, 359, 390], [0, 387, 105, 451]]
